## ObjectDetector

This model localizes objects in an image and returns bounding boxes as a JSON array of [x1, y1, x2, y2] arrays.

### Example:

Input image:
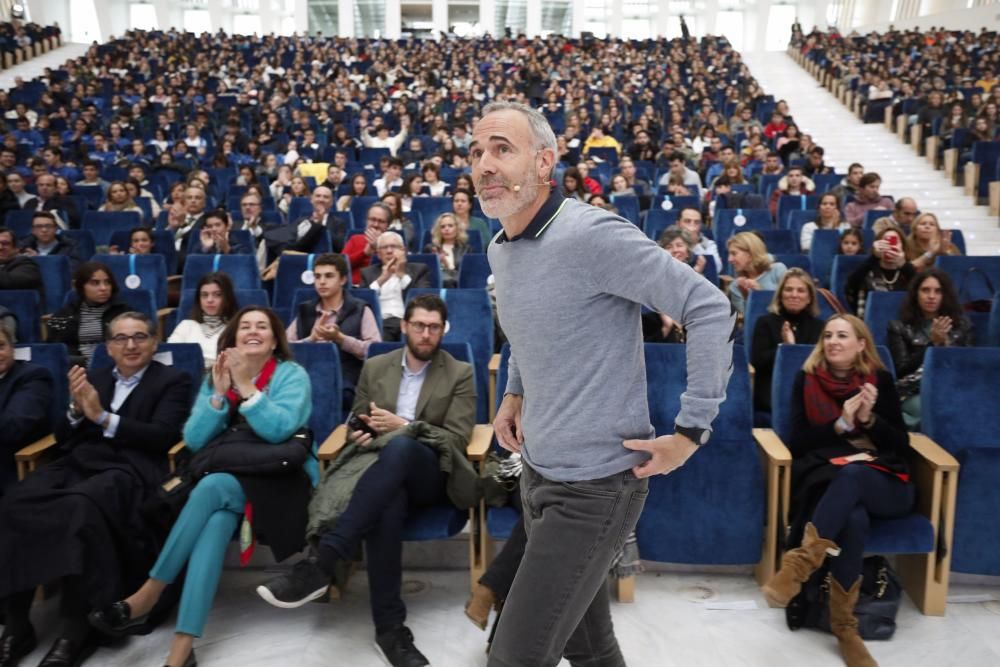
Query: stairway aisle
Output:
[[0, 43, 91, 92], [743, 51, 999, 256]]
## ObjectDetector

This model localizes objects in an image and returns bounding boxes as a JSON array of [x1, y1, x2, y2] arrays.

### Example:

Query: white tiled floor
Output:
[[742, 51, 1000, 256], [17, 563, 1000, 666]]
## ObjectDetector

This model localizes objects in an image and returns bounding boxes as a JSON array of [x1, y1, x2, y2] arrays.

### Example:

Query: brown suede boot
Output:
[[829, 576, 878, 667], [761, 522, 839, 607], [464, 584, 496, 631]]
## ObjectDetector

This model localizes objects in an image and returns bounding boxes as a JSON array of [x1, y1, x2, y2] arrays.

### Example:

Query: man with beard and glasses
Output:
[[472, 100, 735, 667], [256, 294, 478, 667]]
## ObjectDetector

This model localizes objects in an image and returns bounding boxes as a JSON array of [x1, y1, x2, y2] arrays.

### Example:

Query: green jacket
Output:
[[307, 347, 479, 539]]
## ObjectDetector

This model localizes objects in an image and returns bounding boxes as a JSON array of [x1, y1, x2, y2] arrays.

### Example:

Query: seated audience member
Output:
[[287, 253, 381, 411], [838, 228, 864, 256], [618, 156, 652, 204], [726, 232, 788, 316], [843, 173, 894, 228], [659, 227, 708, 276], [452, 189, 491, 250], [803, 146, 833, 177], [800, 193, 849, 252], [0, 312, 191, 666], [905, 213, 961, 272], [343, 202, 392, 285], [768, 165, 815, 218], [48, 261, 132, 366], [168, 272, 238, 368], [425, 212, 469, 288], [640, 227, 706, 343], [373, 157, 404, 197], [277, 176, 312, 217], [18, 211, 81, 271], [831, 163, 864, 202], [29, 173, 80, 229], [0, 320, 53, 495], [257, 295, 478, 667], [676, 207, 722, 273], [362, 116, 410, 158], [336, 173, 371, 212], [266, 185, 347, 261], [90, 307, 311, 667], [399, 174, 424, 213], [191, 210, 249, 256], [761, 315, 912, 667], [874, 197, 918, 236], [110, 226, 156, 255], [235, 192, 269, 271], [751, 268, 824, 416], [575, 162, 603, 198], [658, 152, 703, 189], [167, 185, 208, 252], [5, 173, 35, 210], [561, 167, 589, 202], [361, 232, 432, 342], [608, 174, 635, 198], [0, 225, 43, 293], [421, 163, 450, 197], [844, 224, 915, 317], [381, 191, 416, 251], [888, 268, 972, 430], [98, 181, 144, 215]]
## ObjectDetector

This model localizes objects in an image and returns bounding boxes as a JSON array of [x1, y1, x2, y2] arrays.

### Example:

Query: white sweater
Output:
[[167, 319, 221, 368]]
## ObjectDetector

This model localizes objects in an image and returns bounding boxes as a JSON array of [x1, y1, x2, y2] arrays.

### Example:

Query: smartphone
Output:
[[887, 235, 898, 247], [346, 411, 378, 439]]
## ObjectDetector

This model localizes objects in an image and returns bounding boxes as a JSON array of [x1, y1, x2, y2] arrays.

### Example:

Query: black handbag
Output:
[[785, 555, 902, 640], [188, 423, 313, 478]]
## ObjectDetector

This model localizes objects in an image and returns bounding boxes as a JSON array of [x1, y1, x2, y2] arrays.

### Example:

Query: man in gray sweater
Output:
[[474, 101, 735, 667]]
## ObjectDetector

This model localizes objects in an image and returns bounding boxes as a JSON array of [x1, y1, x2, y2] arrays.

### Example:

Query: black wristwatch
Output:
[[674, 423, 711, 446]]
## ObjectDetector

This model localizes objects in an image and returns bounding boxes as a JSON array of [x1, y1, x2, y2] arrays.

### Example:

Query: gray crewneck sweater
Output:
[[488, 195, 735, 482]]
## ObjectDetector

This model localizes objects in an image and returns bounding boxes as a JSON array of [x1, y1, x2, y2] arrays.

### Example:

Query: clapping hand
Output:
[[930, 316, 953, 346], [840, 392, 864, 429], [68, 366, 104, 422], [855, 383, 878, 427], [211, 351, 232, 395], [781, 320, 796, 345]]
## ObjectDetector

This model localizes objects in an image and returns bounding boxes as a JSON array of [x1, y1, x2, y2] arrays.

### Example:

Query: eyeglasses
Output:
[[406, 322, 443, 335], [109, 333, 153, 345]]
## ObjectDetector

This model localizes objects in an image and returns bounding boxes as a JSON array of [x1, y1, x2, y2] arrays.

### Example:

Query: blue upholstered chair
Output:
[[317, 340, 493, 592], [410, 197, 454, 228], [863, 291, 907, 349], [934, 256, 1000, 308], [830, 254, 868, 306], [808, 229, 842, 288], [180, 254, 261, 292], [775, 194, 821, 229], [922, 347, 998, 576], [0, 290, 41, 342], [784, 208, 819, 236], [93, 254, 170, 309], [637, 343, 767, 572], [989, 294, 1000, 346], [271, 253, 351, 311], [289, 342, 344, 448], [12, 343, 70, 479], [758, 344, 958, 615], [30, 255, 71, 314], [406, 254, 443, 289], [610, 194, 641, 226], [81, 211, 143, 247], [457, 253, 492, 289], [407, 288, 494, 423], [106, 231, 178, 275], [60, 230, 96, 262], [714, 208, 772, 245], [758, 229, 798, 255], [773, 254, 812, 274]]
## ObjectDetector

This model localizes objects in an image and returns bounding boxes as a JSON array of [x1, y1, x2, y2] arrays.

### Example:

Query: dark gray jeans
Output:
[[487, 463, 649, 667]]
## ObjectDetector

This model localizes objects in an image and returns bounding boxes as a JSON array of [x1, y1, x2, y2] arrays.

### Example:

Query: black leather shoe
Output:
[[37, 636, 96, 667], [87, 601, 148, 638], [0, 627, 37, 667], [164, 648, 197, 667]]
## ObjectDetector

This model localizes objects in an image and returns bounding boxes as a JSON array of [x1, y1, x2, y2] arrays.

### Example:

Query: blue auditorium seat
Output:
[[830, 254, 868, 306], [457, 253, 492, 289], [643, 209, 680, 241], [81, 211, 143, 247], [713, 208, 772, 246], [0, 290, 42, 342], [808, 229, 842, 288], [106, 231, 178, 274], [30, 255, 71, 314], [93, 254, 170, 310], [775, 194, 821, 229], [91, 343, 204, 403], [181, 254, 261, 293], [290, 342, 343, 454], [863, 290, 907, 349]]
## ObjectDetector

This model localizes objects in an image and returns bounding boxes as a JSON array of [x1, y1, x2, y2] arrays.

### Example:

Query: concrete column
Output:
[[526, 0, 541, 37], [385, 0, 401, 38], [571, 0, 585, 37], [433, 0, 448, 36], [606, 1, 621, 39], [479, 0, 496, 37], [339, 0, 355, 37]]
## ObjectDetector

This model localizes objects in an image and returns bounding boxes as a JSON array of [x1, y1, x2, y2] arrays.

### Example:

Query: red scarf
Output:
[[224, 356, 278, 566], [802, 366, 875, 427]]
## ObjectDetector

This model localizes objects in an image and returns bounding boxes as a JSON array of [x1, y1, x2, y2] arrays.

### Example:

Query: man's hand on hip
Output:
[[623, 434, 698, 479], [495, 393, 524, 453]]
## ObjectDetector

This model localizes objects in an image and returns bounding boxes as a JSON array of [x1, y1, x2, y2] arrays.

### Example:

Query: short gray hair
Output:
[[480, 101, 558, 177], [377, 231, 405, 248]]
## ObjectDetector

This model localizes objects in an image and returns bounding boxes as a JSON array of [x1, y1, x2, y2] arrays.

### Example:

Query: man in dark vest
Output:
[[285, 253, 381, 412]]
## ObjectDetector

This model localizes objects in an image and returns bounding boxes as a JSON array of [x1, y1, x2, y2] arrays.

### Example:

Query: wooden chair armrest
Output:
[[166, 275, 182, 284], [15, 434, 58, 480], [157, 307, 175, 319], [488, 353, 500, 374], [168, 441, 186, 473], [318, 424, 349, 471], [466, 425, 494, 462], [907, 433, 959, 472], [752, 428, 792, 465]]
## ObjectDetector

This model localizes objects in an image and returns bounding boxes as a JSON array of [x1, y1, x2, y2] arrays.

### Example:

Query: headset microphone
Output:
[[512, 179, 556, 193]]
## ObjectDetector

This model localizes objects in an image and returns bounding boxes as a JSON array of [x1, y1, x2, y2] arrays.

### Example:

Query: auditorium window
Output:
[[183, 9, 212, 34], [495, 0, 527, 37], [233, 14, 263, 35], [354, 0, 386, 38], [715, 9, 743, 51], [541, 0, 572, 36], [308, 0, 339, 35], [401, 4, 434, 39], [622, 0, 652, 40], [128, 2, 158, 30], [449, 2, 483, 38], [70, 0, 101, 42], [764, 3, 796, 51]]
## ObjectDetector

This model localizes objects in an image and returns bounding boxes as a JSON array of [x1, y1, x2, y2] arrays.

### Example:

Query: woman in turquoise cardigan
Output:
[[89, 307, 312, 667]]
